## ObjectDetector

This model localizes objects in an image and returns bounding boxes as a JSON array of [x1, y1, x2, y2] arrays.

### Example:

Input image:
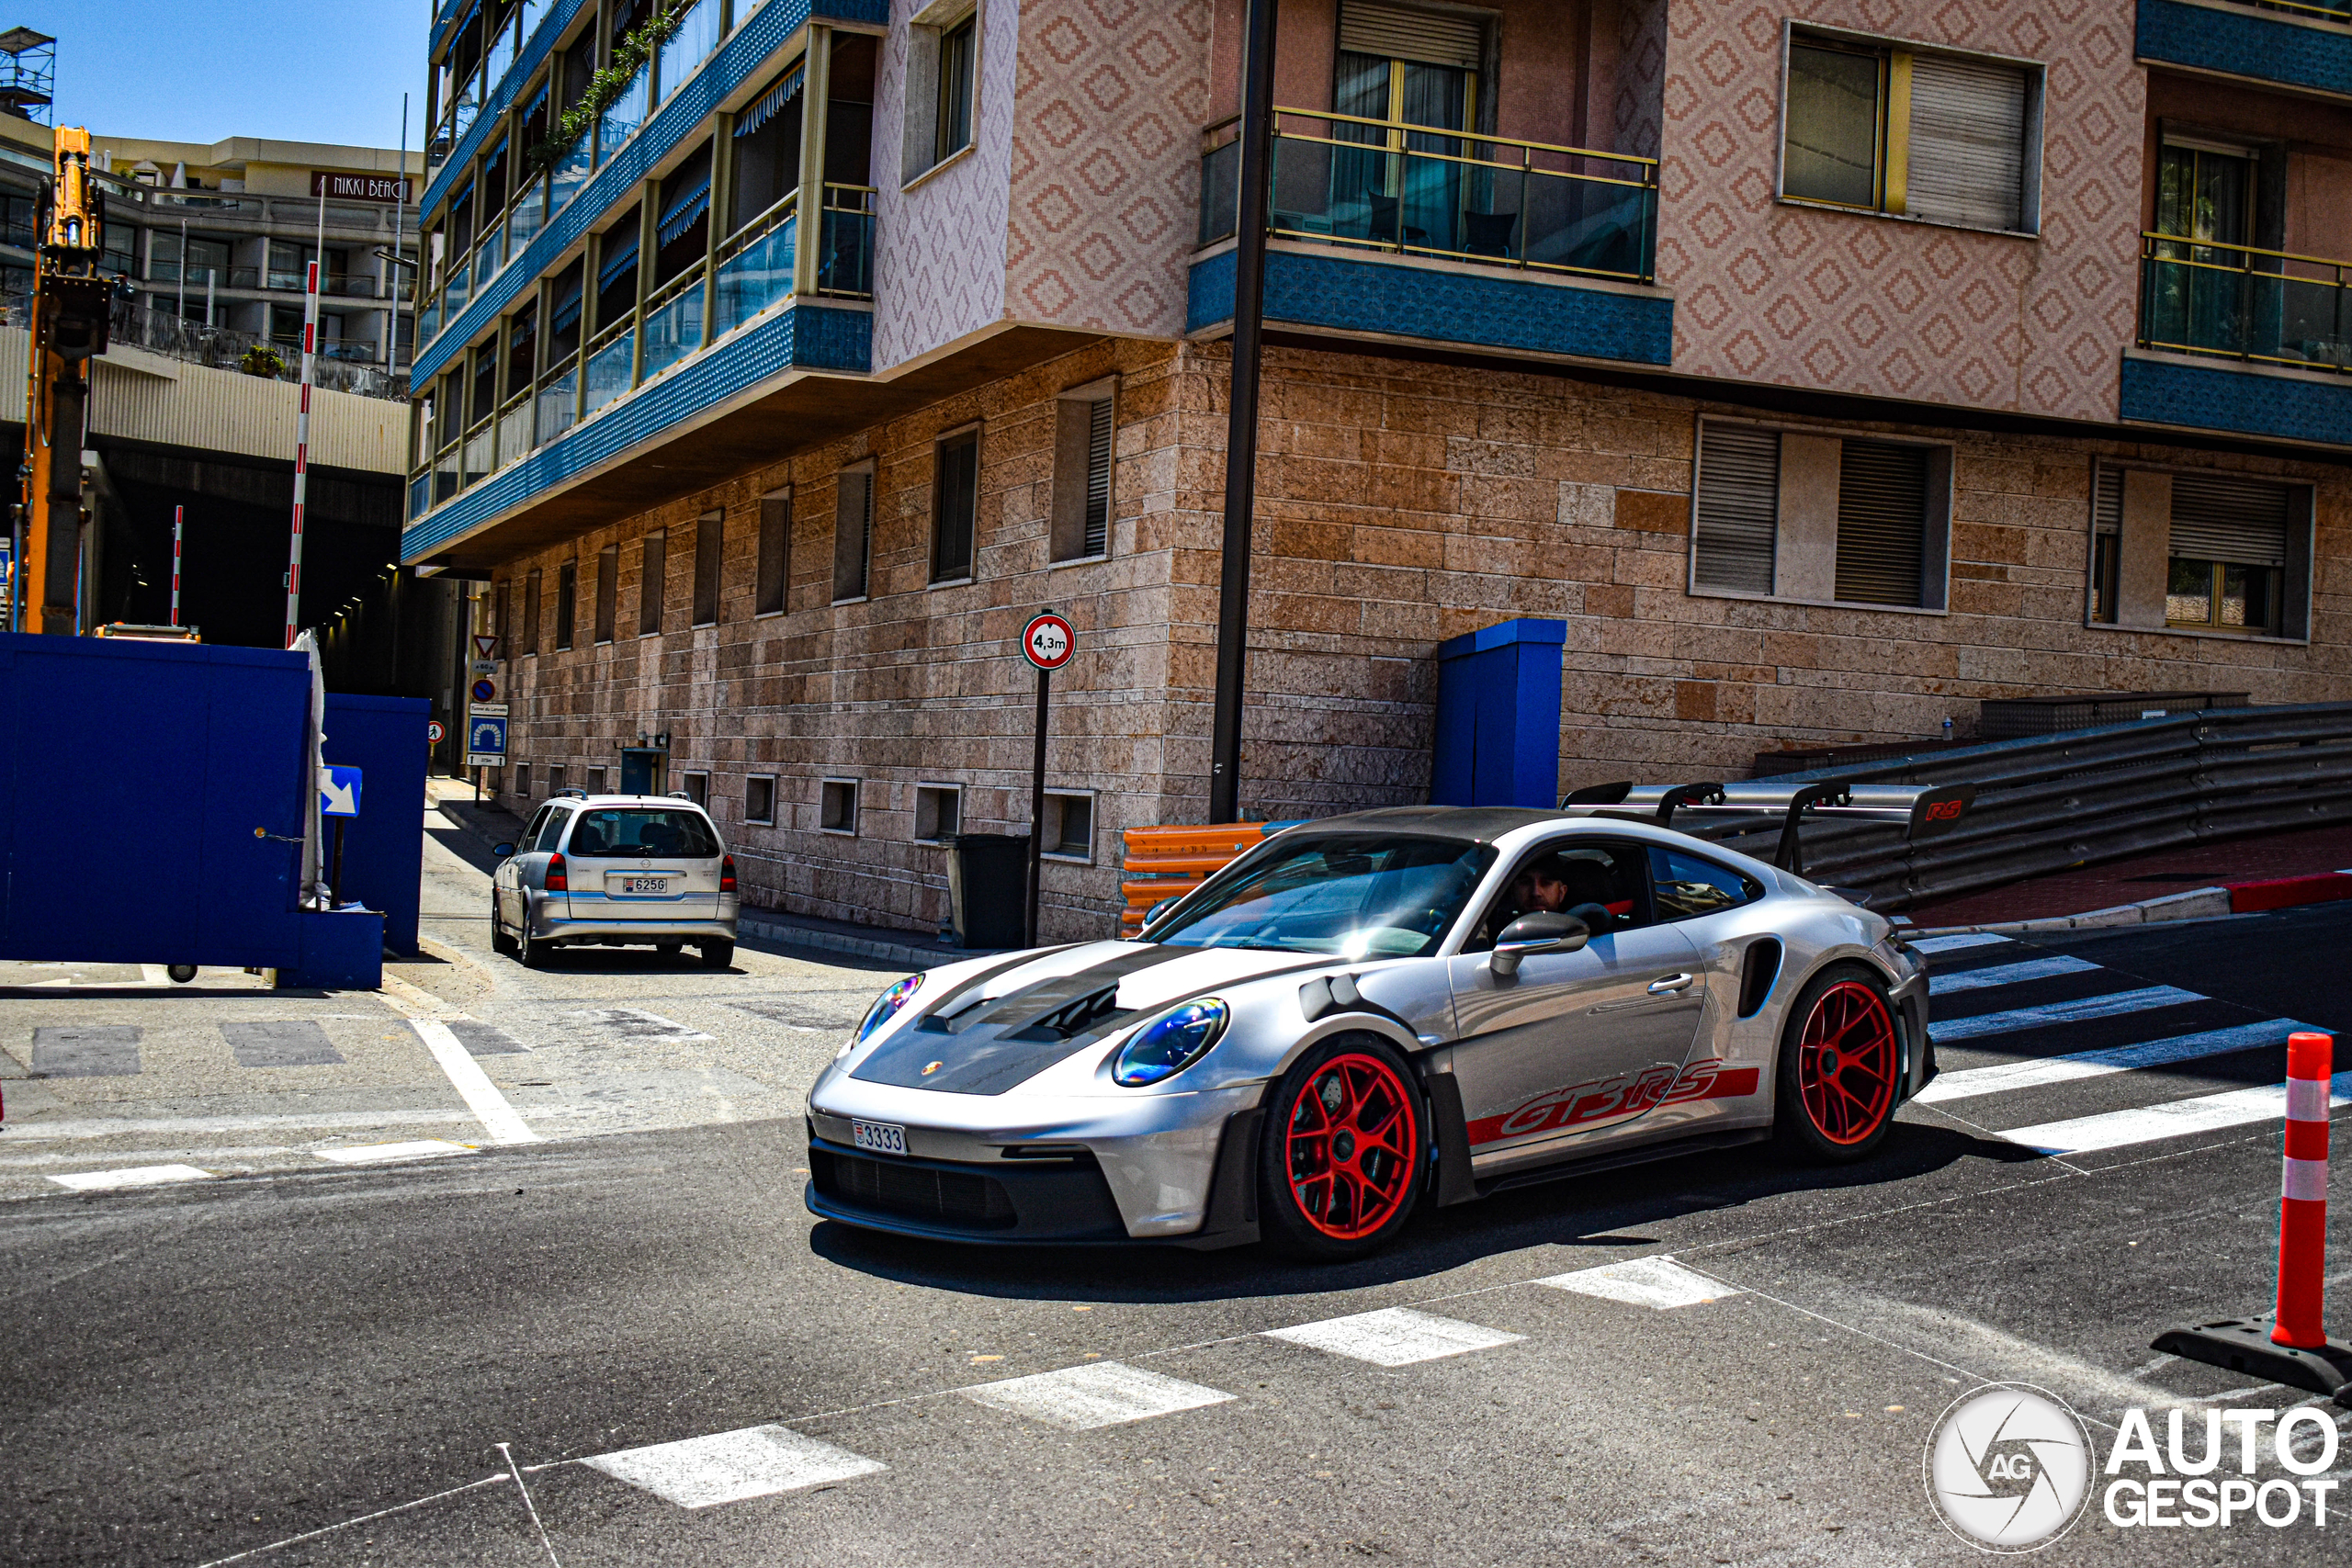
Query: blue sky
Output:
[[17, 0, 426, 152]]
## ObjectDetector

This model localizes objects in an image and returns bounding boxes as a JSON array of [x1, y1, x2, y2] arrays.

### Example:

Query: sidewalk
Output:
[[422, 775, 996, 972], [1904, 820, 2352, 930]]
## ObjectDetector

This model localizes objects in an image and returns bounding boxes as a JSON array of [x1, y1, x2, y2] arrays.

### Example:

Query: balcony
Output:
[[2138, 0, 2352, 104], [100, 297, 411, 400], [2122, 231, 2352, 446], [1189, 108, 1670, 367]]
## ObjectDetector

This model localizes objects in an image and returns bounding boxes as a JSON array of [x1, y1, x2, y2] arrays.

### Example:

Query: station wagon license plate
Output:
[[852, 1119, 908, 1156], [615, 875, 670, 895]]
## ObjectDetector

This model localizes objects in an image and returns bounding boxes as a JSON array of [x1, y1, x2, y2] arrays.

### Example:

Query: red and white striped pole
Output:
[[284, 191, 324, 649], [169, 503, 182, 627], [2273, 1031, 2335, 1348]]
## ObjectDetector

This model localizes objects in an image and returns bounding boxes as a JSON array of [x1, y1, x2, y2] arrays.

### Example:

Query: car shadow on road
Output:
[[806, 1122, 2040, 1305]]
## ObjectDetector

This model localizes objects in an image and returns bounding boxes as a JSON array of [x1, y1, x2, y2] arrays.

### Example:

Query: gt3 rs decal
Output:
[[1464, 1057, 1764, 1146]]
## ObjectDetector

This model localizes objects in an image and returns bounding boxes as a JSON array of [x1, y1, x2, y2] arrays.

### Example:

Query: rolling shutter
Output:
[[1905, 53, 2027, 231], [1082, 397, 1113, 559], [1339, 1, 1483, 69], [1834, 440, 1929, 606], [2169, 472, 2290, 568], [1693, 424, 1779, 594], [2093, 465, 2122, 536]]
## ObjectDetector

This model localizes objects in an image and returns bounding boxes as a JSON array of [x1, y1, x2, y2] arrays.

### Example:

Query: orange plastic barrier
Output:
[[1120, 824, 1268, 932]]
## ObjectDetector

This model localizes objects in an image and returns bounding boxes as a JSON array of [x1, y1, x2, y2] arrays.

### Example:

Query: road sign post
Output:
[[1020, 613, 1076, 948], [320, 765, 360, 907]]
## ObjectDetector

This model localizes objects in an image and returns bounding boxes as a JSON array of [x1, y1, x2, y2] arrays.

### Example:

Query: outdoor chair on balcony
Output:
[[1365, 191, 1430, 253], [1463, 210, 1519, 261]]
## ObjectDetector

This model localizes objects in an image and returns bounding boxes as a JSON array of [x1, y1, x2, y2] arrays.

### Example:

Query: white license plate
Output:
[[615, 876, 670, 895], [852, 1119, 908, 1156]]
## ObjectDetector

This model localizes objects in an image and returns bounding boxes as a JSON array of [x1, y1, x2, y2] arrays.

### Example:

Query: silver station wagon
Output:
[[491, 792, 740, 968]]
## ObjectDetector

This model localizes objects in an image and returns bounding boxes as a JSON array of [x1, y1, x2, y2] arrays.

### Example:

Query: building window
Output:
[[548, 765, 566, 795], [833, 466, 872, 602], [904, 3, 979, 184], [639, 528, 666, 635], [1042, 792, 1094, 863], [931, 428, 979, 582], [555, 559, 577, 649], [524, 567, 543, 653], [1781, 32, 2038, 234], [2087, 467, 2309, 639], [2090, 468, 2121, 626], [913, 784, 962, 843], [1051, 383, 1114, 562], [756, 490, 790, 615], [682, 771, 709, 807], [745, 774, 776, 825], [692, 508, 723, 626], [820, 777, 858, 834], [1690, 419, 1950, 612], [586, 767, 607, 795], [594, 543, 618, 643]]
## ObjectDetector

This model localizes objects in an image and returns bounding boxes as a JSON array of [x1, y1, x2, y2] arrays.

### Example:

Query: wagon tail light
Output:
[[544, 852, 567, 892], [720, 853, 737, 894]]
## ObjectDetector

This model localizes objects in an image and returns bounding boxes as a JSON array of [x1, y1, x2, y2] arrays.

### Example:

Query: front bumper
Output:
[[805, 1071, 1265, 1241]]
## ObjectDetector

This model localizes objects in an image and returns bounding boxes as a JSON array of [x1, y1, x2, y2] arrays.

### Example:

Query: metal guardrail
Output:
[[1671, 704, 2352, 913]]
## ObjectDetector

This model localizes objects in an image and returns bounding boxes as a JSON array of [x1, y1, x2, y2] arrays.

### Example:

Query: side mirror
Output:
[[1140, 897, 1181, 934], [492, 842, 515, 859], [1489, 912, 1589, 979]]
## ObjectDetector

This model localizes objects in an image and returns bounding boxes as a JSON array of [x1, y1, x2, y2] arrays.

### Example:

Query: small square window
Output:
[[548, 765, 566, 795], [682, 771, 709, 807], [1043, 792, 1093, 863], [586, 766, 607, 795], [820, 778, 859, 834], [515, 763, 532, 797], [745, 775, 776, 824], [914, 784, 962, 843]]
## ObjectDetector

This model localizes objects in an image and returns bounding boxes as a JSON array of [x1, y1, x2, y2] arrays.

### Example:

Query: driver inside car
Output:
[[1479, 851, 1635, 947]]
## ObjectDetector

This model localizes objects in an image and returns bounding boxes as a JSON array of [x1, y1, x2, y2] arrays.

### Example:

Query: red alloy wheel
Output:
[[1284, 1053, 1419, 1240], [1794, 981, 1898, 1145]]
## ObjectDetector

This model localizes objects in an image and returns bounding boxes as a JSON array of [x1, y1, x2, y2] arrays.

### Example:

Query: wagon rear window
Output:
[[566, 808, 720, 859]]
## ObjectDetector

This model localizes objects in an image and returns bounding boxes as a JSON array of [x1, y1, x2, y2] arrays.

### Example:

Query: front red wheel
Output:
[[1261, 1040, 1427, 1257], [1774, 966, 1902, 1162]]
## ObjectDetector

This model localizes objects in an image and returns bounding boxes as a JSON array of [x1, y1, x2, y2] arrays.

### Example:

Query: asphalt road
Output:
[[0, 837, 2346, 1566]]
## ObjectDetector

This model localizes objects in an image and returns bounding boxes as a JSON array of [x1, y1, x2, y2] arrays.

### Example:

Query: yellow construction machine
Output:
[[14, 125, 111, 635]]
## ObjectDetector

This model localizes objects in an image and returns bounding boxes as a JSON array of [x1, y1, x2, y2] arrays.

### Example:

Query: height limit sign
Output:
[[1020, 613, 1077, 949], [1022, 613, 1074, 671]]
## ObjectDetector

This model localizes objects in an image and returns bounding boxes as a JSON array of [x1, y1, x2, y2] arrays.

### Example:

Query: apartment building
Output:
[[401, 0, 2352, 939]]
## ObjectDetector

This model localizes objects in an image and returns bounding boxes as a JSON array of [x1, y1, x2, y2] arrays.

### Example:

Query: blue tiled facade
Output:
[[420, 0, 592, 223], [2137, 0, 2352, 102], [1186, 247, 1675, 368], [2120, 353, 2352, 446], [401, 301, 871, 559]]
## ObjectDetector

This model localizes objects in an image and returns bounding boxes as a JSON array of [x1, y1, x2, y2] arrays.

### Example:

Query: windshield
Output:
[[566, 807, 720, 859], [1151, 835, 1496, 959]]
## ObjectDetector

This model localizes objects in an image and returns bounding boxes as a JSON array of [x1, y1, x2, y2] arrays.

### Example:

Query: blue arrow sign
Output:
[[468, 716, 508, 756], [321, 765, 362, 818]]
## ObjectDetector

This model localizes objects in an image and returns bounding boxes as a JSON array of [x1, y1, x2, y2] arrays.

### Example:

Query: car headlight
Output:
[[1112, 998, 1228, 1088], [849, 974, 923, 1054]]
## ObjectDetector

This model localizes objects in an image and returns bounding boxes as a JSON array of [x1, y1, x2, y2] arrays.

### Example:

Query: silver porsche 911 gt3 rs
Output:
[[804, 806, 1933, 1258]]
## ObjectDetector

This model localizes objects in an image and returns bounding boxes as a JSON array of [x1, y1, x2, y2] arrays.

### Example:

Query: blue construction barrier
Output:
[[1431, 618, 1566, 808], [322, 694, 430, 955]]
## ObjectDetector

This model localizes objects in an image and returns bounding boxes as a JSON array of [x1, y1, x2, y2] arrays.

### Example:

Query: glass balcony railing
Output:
[[1199, 107, 1659, 286], [537, 355, 578, 446], [583, 322, 635, 416], [2138, 231, 2351, 376], [446, 257, 470, 320], [508, 175, 547, 258], [497, 391, 534, 468], [819, 184, 876, 296], [462, 420, 494, 488], [715, 195, 796, 336], [2223, 0, 2351, 18], [549, 135, 592, 217], [599, 64, 650, 167], [641, 268, 707, 379], [656, 0, 722, 109]]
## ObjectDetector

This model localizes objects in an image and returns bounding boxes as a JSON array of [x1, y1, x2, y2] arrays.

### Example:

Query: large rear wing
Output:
[[1560, 779, 1974, 877]]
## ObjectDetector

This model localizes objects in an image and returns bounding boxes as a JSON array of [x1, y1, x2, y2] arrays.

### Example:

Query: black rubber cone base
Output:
[[2151, 1316, 2352, 1401]]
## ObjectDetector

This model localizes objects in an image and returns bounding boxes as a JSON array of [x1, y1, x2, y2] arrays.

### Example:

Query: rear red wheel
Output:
[[1774, 964, 1901, 1162], [1261, 1039, 1426, 1257]]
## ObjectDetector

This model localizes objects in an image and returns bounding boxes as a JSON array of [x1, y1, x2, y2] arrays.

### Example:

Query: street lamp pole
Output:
[[1207, 0, 1278, 826]]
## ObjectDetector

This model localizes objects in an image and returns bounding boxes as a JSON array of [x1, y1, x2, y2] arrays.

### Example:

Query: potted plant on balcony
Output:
[[522, 0, 686, 180], [240, 344, 285, 378]]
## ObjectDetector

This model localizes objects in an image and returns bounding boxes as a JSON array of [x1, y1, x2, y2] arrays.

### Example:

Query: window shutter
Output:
[[2168, 472, 2290, 568], [1905, 54, 2027, 231], [1834, 440, 1929, 605], [833, 470, 871, 601], [1082, 398, 1113, 558], [1693, 424, 1779, 594], [2093, 466, 2122, 536], [1339, 1, 1483, 69]]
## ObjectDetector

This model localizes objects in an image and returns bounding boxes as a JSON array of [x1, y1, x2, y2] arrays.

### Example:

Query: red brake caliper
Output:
[[1799, 983, 1896, 1145]]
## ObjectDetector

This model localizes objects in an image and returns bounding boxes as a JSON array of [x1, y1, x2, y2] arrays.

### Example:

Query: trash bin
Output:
[[946, 833, 1032, 949]]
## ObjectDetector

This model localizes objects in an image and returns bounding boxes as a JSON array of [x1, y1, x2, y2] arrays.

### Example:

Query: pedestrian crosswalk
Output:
[[1906, 931, 2340, 1158]]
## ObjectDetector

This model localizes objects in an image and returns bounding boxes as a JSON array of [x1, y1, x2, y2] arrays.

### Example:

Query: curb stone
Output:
[[1909, 886, 2233, 939]]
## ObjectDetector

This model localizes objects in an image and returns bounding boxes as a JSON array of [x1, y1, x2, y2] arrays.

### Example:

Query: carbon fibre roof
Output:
[[1285, 806, 1568, 843]]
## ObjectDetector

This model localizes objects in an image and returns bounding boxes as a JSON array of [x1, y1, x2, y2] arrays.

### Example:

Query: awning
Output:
[[735, 65, 802, 138], [598, 231, 638, 290], [523, 79, 549, 123], [657, 172, 711, 246], [550, 285, 581, 334]]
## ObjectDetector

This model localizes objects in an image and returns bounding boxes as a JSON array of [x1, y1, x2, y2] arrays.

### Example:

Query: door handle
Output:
[[1646, 974, 1695, 995]]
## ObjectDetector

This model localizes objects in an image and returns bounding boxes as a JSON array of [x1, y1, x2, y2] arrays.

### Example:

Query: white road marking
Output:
[[409, 1019, 540, 1144], [1263, 1306, 1524, 1366], [1537, 1255, 1740, 1309], [1928, 987, 2206, 1043], [46, 1163, 213, 1192], [1915, 1019, 2322, 1104], [314, 1140, 475, 1165], [1908, 932, 2013, 954], [571, 1008, 714, 1041], [1928, 955, 2101, 995], [959, 1360, 1235, 1429], [582, 1425, 885, 1508], [2000, 1072, 2352, 1156]]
